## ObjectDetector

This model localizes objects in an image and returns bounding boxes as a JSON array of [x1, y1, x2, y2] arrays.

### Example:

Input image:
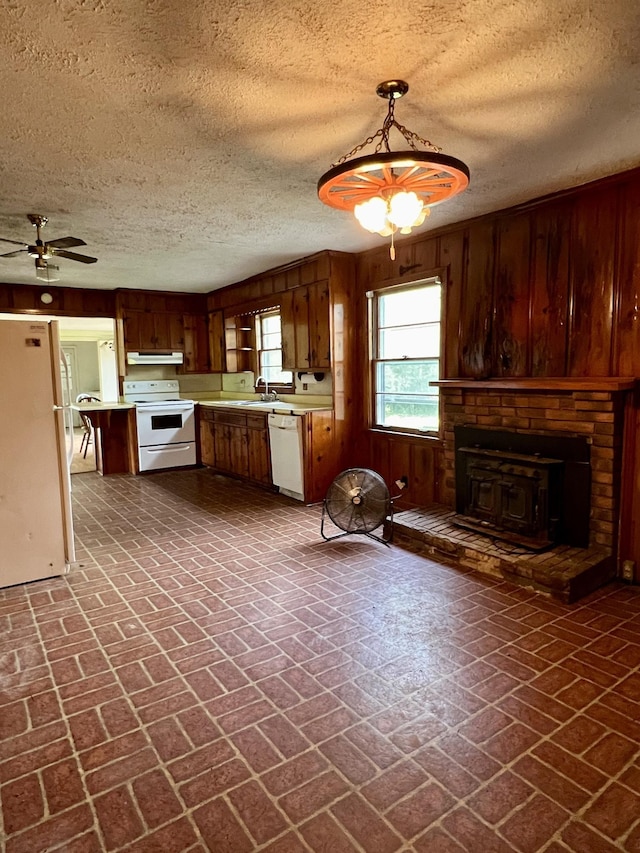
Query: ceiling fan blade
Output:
[[0, 237, 27, 246], [0, 249, 27, 258], [46, 236, 87, 249], [52, 249, 98, 264]]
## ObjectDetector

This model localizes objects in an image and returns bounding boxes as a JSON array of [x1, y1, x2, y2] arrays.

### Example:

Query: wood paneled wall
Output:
[[356, 167, 640, 570], [0, 281, 115, 317], [357, 169, 640, 381]]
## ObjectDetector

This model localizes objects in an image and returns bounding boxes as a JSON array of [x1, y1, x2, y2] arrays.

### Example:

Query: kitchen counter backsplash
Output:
[[188, 392, 332, 408]]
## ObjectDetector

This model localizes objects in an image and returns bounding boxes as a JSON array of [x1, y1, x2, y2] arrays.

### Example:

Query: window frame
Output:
[[368, 274, 444, 437], [255, 309, 293, 392]]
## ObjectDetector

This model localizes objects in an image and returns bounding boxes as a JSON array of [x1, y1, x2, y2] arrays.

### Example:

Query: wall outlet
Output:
[[622, 560, 635, 583]]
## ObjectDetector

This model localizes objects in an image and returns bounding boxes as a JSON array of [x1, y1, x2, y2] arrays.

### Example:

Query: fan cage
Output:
[[321, 467, 395, 545]]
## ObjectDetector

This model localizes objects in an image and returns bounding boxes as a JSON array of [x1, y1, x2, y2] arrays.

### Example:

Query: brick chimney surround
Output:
[[393, 378, 637, 602]]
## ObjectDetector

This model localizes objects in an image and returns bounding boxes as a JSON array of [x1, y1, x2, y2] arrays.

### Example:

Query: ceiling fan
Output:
[[0, 214, 98, 278]]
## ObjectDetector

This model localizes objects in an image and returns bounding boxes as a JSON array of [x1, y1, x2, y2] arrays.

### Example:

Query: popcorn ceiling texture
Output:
[[0, 0, 638, 292]]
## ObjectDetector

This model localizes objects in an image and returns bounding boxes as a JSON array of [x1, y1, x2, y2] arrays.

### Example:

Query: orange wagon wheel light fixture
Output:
[[317, 80, 470, 260]]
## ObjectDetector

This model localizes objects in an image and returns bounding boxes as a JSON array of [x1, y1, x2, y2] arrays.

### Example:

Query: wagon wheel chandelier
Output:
[[317, 80, 470, 260]]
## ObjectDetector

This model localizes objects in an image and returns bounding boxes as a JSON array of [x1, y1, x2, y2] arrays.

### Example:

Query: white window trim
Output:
[[369, 275, 443, 436]]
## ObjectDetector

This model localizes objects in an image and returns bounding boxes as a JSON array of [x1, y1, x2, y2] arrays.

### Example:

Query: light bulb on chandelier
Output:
[[318, 80, 469, 260]]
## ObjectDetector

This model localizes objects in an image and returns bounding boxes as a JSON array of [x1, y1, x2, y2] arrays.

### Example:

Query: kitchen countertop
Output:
[[197, 400, 332, 415], [71, 401, 135, 411]]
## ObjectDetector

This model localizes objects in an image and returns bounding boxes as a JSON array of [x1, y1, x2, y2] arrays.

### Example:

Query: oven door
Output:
[[135, 402, 196, 447]]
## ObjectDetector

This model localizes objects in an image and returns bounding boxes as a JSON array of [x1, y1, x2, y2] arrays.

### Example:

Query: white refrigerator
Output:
[[1, 318, 75, 588]]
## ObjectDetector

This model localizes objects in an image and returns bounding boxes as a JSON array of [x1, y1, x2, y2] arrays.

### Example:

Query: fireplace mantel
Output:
[[432, 377, 636, 392]]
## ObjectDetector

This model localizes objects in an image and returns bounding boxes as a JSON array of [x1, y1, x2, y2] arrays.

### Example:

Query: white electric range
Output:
[[123, 380, 196, 472]]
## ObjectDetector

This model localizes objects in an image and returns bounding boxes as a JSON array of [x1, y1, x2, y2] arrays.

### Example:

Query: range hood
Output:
[[127, 351, 184, 365]]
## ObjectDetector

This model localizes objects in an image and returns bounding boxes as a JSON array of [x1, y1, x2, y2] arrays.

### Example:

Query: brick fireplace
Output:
[[393, 378, 636, 601]]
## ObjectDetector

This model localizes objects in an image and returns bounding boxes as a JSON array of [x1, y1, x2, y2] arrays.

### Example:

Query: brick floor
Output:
[[1, 468, 639, 852]]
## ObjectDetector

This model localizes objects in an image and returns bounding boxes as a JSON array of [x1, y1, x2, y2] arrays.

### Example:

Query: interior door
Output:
[[62, 345, 81, 427]]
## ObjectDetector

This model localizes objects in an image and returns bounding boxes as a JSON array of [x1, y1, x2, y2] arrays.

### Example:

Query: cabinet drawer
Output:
[[213, 410, 247, 427], [199, 407, 215, 422], [247, 413, 268, 429]]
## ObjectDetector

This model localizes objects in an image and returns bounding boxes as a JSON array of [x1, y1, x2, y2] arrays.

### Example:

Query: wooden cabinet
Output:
[[180, 313, 209, 373], [123, 310, 185, 352], [224, 314, 255, 373], [208, 310, 225, 373], [199, 407, 272, 488], [199, 408, 216, 466], [247, 413, 272, 485], [123, 309, 217, 374], [281, 280, 330, 370]]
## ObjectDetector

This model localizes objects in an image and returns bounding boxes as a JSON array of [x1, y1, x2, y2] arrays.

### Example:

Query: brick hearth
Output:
[[396, 378, 636, 601], [393, 504, 613, 603]]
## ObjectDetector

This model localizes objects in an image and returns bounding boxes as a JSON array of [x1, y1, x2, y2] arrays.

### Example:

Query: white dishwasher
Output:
[[268, 413, 304, 501]]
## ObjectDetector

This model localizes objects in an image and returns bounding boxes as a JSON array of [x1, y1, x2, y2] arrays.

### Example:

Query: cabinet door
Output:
[[182, 314, 209, 373], [308, 280, 331, 368], [200, 419, 215, 466], [167, 314, 185, 350], [123, 311, 143, 350], [214, 424, 232, 473], [147, 313, 168, 349], [293, 286, 311, 368], [208, 310, 225, 373], [247, 415, 272, 485], [280, 291, 296, 371], [229, 424, 249, 478]]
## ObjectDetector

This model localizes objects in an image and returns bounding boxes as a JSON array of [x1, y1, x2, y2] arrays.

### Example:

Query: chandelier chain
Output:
[[331, 95, 441, 168]]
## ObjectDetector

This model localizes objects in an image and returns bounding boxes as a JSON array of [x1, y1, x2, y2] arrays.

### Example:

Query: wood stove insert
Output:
[[454, 426, 591, 550]]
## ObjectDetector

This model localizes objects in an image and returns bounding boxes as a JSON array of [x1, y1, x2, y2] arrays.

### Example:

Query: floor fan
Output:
[[321, 468, 395, 545]]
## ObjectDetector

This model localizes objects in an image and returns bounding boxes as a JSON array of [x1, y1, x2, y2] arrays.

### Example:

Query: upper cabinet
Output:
[[207, 310, 225, 373], [122, 309, 185, 352], [115, 290, 213, 375], [181, 313, 209, 374], [281, 280, 330, 370]]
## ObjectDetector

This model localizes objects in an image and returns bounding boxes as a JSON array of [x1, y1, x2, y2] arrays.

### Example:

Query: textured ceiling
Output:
[[1, 0, 639, 294]]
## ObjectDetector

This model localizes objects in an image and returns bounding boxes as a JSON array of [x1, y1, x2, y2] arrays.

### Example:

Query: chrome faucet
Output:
[[256, 375, 277, 402]]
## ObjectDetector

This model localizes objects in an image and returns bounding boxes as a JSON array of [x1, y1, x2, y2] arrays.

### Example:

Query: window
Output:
[[256, 311, 293, 387], [370, 277, 441, 433]]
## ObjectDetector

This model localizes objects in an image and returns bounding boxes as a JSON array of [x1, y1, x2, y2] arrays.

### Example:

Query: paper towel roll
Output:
[[297, 372, 325, 384]]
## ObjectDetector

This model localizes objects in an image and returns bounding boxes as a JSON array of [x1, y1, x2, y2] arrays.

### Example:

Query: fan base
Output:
[[320, 503, 393, 546]]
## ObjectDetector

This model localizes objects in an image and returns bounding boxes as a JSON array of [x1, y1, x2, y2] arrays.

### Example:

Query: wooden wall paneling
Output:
[[459, 220, 495, 378], [284, 267, 300, 290], [493, 213, 532, 376], [0, 283, 114, 317], [314, 252, 331, 283], [440, 229, 467, 378], [407, 237, 438, 277], [304, 411, 337, 503], [530, 203, 572, 376], [327, 254, 359, 469], [567, 186, 618, 376], [406, 439, 440, 508], [618, 391, 640, 581], [367, 431, 392, 486], [613, 177, 640, 376], [357, 246, 395, 286], [364, 433, 441, 510], [261, 274, 277, 297]]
